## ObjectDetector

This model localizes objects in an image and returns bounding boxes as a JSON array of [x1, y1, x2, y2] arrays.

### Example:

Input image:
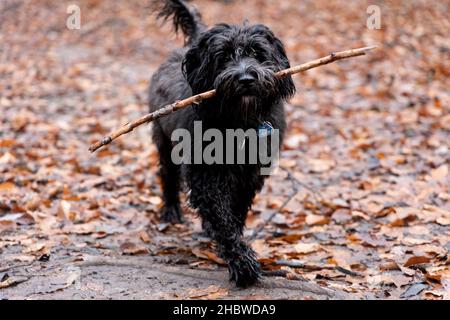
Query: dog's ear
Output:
[[183, 24, 232, 94], [249, 24, 296, 99], [270, 35, 296, 99], [182, 35, 218, 94], [249, 24, 290, 69], [183, 44, 205, 93]]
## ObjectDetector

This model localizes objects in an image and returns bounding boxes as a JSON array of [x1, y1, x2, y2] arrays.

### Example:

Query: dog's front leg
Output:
[[152, 123, 183, 224], [188, 168, 261, 287]]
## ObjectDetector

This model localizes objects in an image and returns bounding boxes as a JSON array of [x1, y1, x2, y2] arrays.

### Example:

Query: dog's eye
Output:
[[249, 49, 258, 59]]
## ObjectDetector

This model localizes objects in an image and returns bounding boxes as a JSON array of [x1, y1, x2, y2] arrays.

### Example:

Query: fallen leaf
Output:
[[430, 164, 448, 181], [402, 237, 431, 246], [187, 285, 228, 299], [57, 200, 75, 221], [0, 182, 16, 192], [404, 256, 431, 267], [284, 133, 308, 149], [0, 275, 28, 289], [307, 159, 335, 173], [25, 195, 41, 211], [331, 209, 352, 224], [306, 214, 330, 226], [120, 242, 149, 255], [139, 230, 151, 243], [436, 217, 450, 226], [400, 283, 428, 299], [294, 242, 320, 254], [192, 248, 226, 265], [380, 261, 401, 271], [23, 242, 47, 254], [424, 272, 442, 284]]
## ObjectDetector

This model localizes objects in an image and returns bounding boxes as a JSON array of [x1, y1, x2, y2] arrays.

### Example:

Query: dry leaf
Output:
[[187, 285, 228, 299], [0, 182, 17, 192], [139, 230, 151, 243], [57, 200, 75, 221], [192, 248, 226, 265], [120, 242, 149, 255], [294, 242, 320, 254], [430, 164, 448, 181], [306, 214, 330, 226], [0, 276, 28, 289], [404, 256, 431, 267], [307, 159, 335, 173]]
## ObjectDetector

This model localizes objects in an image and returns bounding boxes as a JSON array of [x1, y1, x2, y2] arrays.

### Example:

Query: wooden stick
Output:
[[89, 45, 377, 152]]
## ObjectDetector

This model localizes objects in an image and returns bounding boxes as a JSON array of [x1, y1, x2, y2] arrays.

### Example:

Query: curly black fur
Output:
[[149, 0, 295, 287], [152, 0, 205, 44]]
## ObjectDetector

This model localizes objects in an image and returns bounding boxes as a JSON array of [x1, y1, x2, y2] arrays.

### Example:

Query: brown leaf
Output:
[[25, 195, 41, 211], [430, 164, 448, 181], [424, 272, 442, 284], [57, 200, 75, 221], [380, 261, 401, 271], [139, 230, 151, 243], [0, 276, 28, 289], [23, 242, 48, 255], [307, 158, 335, 173], [0, 182, 16, 192], [294, 242, 320, 254], [306, 214, 330, 226], [120, 242, 149, 255], [284, 133, 308, 150], [436, 217, 450, 226], [0, 220, 16, 233], [402, 237, 431, 246], [92, 231, 109, 239], [331, 209, 352, 224], [192, 248, 226, 265], [16, 213, 35, 225], [404, 256, 431, 267], [187, 285, 228, 299]]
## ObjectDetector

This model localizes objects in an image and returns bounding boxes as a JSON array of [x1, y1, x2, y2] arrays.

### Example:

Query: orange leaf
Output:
[[120, 242, 149, 255], [404, 256, 431, 267], [192, 248, 225, 265]]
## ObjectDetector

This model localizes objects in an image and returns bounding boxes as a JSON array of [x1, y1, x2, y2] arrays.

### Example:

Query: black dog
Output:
[[149, 0, 295, 287]]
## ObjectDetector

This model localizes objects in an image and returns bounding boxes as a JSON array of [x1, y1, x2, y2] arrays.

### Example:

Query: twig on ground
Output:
[[273, 260, 331, 271], [89, 46, 377, 152], [0, 275, 28, 289], [0, 261, 36, 273]]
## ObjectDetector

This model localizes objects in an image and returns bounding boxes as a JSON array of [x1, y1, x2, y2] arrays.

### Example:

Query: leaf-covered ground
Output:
[[0, 0, 449, 299]]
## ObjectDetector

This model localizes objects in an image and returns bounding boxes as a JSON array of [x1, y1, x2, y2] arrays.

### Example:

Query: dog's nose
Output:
[[238, 74, 256, 86]]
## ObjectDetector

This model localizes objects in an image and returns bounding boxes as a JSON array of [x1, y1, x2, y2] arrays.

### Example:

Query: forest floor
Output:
[[0, 0, 449, 300]]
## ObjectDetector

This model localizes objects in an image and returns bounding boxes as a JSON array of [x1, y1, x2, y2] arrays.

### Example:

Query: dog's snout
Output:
[[238, 74, 256, 86]]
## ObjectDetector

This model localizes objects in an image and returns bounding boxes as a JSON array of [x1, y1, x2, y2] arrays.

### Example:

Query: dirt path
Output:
[[0, 253, 351, 300]]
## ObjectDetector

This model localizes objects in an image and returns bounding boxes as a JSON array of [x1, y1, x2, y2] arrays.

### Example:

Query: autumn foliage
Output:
[[0, 0, 448, 299]]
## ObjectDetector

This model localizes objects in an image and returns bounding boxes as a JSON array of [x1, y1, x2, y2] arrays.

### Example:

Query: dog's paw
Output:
[[228, 254, 261, 288], [160, 205, 184, 224]]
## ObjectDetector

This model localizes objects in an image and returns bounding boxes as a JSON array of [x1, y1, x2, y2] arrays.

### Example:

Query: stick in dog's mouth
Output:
[[88, 45, 377, 153]]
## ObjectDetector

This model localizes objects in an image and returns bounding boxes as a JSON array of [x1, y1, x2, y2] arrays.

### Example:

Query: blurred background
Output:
[[0, 0, 449, 299]]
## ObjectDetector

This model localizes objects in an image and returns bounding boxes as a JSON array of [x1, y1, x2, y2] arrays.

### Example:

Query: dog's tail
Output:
[[153, 0, 205, 45]]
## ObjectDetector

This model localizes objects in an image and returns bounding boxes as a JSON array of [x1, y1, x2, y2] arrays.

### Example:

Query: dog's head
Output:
[[183, 23, 295, 114]]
